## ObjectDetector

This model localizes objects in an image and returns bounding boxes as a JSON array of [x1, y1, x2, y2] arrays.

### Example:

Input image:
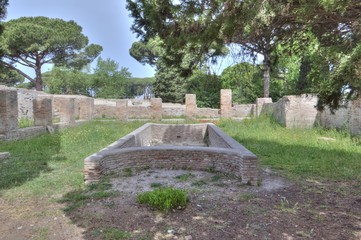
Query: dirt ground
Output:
[[1, 168, 360, 240]]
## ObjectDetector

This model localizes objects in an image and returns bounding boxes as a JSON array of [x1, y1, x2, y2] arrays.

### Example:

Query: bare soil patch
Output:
[[65, 168, 361, 239], [0, 168, 359, 239]]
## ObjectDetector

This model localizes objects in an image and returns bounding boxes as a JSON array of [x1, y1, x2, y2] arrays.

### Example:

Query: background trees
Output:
[[127, 0, 361, 109], [0, 16, 102, 90]]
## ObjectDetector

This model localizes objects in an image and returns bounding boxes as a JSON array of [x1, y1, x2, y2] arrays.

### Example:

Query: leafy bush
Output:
[[137, 187, 188, 213]]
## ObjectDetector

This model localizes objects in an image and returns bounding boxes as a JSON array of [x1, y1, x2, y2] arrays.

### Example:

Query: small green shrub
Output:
[[137, 187, 188, 213]]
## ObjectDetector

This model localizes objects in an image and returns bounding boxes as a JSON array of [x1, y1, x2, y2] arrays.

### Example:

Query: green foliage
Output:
[[0, 16, 102, 90], [43, 67, 92, 95], [92, 57, 132, 99], [0, 65, 24, 87], [186, 70, 221, 108], [137, 187, 188, 213], [220, 62, 263, 103], [126, 77, 155, 99], [175, 173, 195, 182], [153, 64, 187, 103], [18, 117, 33, 128]]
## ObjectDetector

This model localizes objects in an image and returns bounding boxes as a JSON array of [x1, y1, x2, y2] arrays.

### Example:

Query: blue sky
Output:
[[5, 0, 155, 78]]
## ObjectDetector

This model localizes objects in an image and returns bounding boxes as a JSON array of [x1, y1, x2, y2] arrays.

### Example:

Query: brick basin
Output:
[[84, 123, 258, 185]]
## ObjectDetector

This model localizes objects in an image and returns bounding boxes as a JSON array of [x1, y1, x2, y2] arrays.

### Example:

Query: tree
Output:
[[92, 57, 132, 99], [126, 0, 299, 98], [43, 67, 92, 96], [220, 62, 263, 104], [0, 0, 8, 35], [0, 65, 24, 86], [186, 69, 221, 108], [0, 16, 102, 91], [130, 36, 212, 103]]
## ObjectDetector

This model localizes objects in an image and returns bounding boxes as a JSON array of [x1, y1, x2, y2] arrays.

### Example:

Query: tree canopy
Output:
[[127, 0, 361, 110], [0, 16, 102, 91]]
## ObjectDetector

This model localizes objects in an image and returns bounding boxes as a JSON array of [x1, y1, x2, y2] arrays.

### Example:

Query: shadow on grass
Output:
[[0, 132, 62, 192], [232, 136, 361, 181]]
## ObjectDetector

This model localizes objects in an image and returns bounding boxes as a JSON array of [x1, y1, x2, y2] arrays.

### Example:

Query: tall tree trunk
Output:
[[35, 57, 43, 91], [263, 51, 271, 98]]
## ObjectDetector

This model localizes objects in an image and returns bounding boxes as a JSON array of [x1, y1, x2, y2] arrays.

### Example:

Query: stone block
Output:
[[185, 94, 197, 119], [350, 98, 361, 136], [0, 89, 18, 134], [151, 98, 162, 121], [33, 96, 52, 126], [220, 89, 232, 118], [256, 97, 273, 117], [53, 96, 76, 125], [116, 99, 128, 121]]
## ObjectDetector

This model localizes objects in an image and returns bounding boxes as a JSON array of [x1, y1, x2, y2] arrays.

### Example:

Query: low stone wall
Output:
[[84, 123, 258, 185]]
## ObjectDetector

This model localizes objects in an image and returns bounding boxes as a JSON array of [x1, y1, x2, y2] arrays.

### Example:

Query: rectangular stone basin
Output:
[[84, 123, 258, 185]]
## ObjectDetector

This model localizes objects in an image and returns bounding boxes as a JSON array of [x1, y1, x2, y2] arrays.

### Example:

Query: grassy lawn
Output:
[[1, 117, 360, 200], [219, 116, 361, 182], [0, 120, 143, 199], [1, 117, 360, 239]]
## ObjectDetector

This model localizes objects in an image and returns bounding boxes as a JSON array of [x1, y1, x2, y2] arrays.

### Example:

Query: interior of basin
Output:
[[141, 124, 209, 147]]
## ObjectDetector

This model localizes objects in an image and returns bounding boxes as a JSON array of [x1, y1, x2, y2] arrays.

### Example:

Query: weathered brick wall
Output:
[[319, 103, 351, 129], [232, 104, 255, 118], [350, 99, 361, 135], [0, 87, 18, 134], [84, 123, 259, 185], [196, 108, 220, 118]]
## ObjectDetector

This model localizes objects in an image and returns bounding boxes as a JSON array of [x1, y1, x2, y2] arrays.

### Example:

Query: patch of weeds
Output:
[[191, 180, 207, 187], [137, 187, 188, 213], [211, 175, 222, 182], [18, 117, 34, 128], [238, 193, 257, 202], [208, 166, 217, 173], [175, 173, 195, 181], [123, 168, 133, 177], [34, 227, 49, 240], [103, 228, 131, 240], [59, 179, 116, 212], [276, 197, 299, 214], [150, 182, 163, 188]]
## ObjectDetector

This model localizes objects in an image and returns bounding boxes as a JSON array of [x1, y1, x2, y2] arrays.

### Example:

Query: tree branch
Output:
[[0, 60, 35, 83]]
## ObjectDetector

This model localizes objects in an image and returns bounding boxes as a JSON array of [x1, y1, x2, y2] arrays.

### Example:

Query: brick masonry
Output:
[[84, 123, 259, 185]]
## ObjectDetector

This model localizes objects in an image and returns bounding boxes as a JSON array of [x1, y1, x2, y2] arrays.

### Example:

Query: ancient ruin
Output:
[[84, 123, 258, 185]]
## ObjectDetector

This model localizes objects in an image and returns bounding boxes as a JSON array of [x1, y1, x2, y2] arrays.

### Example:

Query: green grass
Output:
[[137, 187, 188, 213], [218, 116, 361, 181], [18, 117, 34, 128], [102, 228, 131, 240], [0, 120, 143, 199], [174, 173, 195, 181]]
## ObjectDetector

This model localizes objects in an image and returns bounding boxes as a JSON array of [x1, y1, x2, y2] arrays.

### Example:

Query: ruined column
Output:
[[350, 98, 361, 136], [116, 99, 128, 121], [53, 96, 76, 125], [185, 94, 197, 119], [220, 89, 232, 118], [256, 97, 273, 117], [33, 96, 53, 127], [0, 88, 18, 134], [151, 98, 162, 121]]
